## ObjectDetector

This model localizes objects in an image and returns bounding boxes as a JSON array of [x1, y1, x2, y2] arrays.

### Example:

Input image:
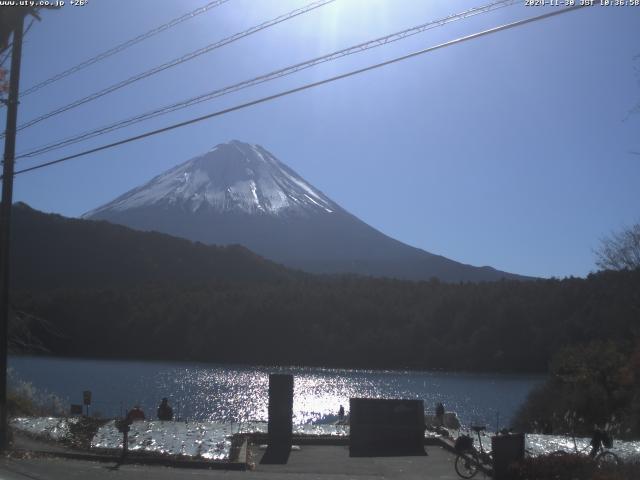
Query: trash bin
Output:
[[491, 433, 525, 480], [349, 398, 426, 457]]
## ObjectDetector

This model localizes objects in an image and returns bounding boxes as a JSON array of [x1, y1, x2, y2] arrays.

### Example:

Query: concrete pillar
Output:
[[262, 373, 293, 464]]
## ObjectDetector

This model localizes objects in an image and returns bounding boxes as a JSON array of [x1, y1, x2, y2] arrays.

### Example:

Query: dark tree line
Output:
[[8, 203, 640, 371], [11, 268, 640, 373]]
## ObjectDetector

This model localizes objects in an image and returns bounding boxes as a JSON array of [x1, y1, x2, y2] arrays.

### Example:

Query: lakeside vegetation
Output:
[[510, 454, 640, 480], [512, 223, 640, 439], [6, 369, 66, 418], [9, 205, 640, 438], [513, 340, 640, 438]]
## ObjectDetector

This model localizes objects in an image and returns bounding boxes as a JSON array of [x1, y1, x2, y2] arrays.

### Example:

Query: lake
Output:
[[9, 355, 544, 429]]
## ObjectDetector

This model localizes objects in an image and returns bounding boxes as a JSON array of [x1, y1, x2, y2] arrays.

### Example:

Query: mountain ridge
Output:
[[11, 202, 297, 291], [84, 140, 530, 282]]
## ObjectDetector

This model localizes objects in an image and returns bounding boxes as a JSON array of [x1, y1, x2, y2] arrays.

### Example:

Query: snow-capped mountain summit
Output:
[[85, 140, 336, 217], [85, 140, 527, 282]]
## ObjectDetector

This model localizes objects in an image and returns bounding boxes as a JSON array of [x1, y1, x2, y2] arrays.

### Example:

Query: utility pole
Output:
[[0, 10, 25, 452]]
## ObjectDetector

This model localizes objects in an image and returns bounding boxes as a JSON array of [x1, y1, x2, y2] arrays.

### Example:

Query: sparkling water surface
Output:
[[9, 355, 544, 429], [12, 417, 640, 462], [9, 357, 640, 462]]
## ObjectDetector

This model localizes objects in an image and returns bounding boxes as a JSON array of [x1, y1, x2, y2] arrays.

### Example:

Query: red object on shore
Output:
[[126, 406, 145, 422]]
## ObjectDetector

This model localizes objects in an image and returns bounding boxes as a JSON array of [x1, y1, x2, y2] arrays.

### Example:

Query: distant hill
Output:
[[12, 203, 638, 373], [10, 202, 297, 291], [8, 204, 640, 373], [84, 140, 530, 282]]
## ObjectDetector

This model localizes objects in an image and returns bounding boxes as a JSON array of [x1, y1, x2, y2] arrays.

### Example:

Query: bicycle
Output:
[[454, 426, 492, 479], [550, 429, 622, 467]]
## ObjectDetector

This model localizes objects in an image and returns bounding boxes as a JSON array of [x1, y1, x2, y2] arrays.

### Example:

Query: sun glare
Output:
[[314, 0, 392, 44]]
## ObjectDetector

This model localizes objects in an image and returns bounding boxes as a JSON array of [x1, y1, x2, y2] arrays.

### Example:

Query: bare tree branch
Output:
[[595, 223, 640, 271]]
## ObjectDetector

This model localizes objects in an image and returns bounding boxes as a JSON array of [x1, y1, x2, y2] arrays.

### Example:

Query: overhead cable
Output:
[[18, 0, 232, 98], [17, 0, 517, 159], [11, 5, 591, 178], [10, 0, 335, 134]]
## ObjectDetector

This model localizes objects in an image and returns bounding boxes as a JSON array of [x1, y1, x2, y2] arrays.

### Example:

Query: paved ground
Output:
[[0, 445, 470, 479], [10, 434, 72, 455]]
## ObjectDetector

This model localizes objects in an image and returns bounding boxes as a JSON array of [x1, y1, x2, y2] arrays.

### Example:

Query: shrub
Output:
[[7, 369, 67, 417], [509, 454, 640, 480], [7, 390, 36, 417]]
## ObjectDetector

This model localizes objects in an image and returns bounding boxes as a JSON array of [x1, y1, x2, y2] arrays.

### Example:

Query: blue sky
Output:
[[5, 0, 639, 278]]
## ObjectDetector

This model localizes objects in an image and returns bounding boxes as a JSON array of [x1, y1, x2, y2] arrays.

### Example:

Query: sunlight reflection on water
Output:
[[89, 419, 349, 460], [12, 417, 640, 462], [92, 420, 233, 460], [159, 365, 541, 429], [9, 356, 544, 429]]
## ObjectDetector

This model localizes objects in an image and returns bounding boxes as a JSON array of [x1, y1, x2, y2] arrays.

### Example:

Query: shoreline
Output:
[[10, 416, 640, 461], [9, 353, 550, 377]]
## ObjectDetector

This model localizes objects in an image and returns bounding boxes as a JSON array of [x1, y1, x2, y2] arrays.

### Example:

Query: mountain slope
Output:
[[10, 203, 296, 291], [84, 140, 527, 282]]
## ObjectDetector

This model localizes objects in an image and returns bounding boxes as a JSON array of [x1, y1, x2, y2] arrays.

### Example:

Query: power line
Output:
[[9, 0, 335, 134], [11, 4, 590, 178], [17, 0, 518, 160], [18, 0, 231, 98]]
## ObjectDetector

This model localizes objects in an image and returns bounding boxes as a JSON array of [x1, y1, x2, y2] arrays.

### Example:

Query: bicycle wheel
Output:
[[596, 450, 622, 467], [455, 451, 480, 479]]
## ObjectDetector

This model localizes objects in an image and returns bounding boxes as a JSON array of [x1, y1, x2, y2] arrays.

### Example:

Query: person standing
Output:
[[157, 397, 174, 421], [435, 402, 445, 427]]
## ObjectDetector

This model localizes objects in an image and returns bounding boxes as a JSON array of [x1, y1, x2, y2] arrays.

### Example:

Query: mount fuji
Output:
[[84, 140, 525, 282]]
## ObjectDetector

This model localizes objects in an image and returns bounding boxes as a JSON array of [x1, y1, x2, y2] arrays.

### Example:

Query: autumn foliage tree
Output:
[[513, 340, 640, 438]]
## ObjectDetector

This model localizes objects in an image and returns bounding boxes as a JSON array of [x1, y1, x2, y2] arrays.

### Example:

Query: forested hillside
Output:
[[10, 203, 298, 290], [9, 203, 640, 372], [12, 270, 640, 372]]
